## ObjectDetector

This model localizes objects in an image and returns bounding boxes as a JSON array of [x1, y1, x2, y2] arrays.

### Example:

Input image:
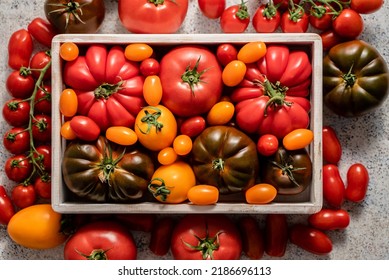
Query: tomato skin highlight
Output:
[[322, 126, 342, 164], [245, 184, 277, 204], [289, 224, 333, 255], [323, 164, 345, 208], [345, 163, 369, 203], [308, 209, 350, 231], [187, 185, 219, 205]]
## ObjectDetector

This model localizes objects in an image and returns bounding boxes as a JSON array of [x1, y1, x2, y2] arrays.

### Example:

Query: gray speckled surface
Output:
[[1, 0, 389, 260]]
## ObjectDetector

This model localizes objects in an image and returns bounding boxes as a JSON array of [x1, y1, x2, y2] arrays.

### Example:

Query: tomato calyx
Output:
[[262, 79, 291, 116], [137, 107, 164, 134], [212, 158, 225, 171], [148, 178, 171, 201], [288, 3, 306, 22], [341, 64, 357, 87], [47, 0, 89, 30], [181, 56, 209, 95], [182, 223, 223, 260], [93, 81, 123, 99], [148, 0, 173, 5], [236, 1, 250, 20], [97, 144, 126, 186], [270, 151, 306, 187], [262, 2, 279, 19], [19, 66, 32, 77], [75, 248, 112, 260]]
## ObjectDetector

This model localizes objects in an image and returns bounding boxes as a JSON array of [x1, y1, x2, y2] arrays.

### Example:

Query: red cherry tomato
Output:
[[308, 209, 350, 231], [280, 7, 309, 33], [345, 163, 369, 203], [70, 116, 101, 141], [32, 114, 52, 143], [309, 5, 333, 31], [323, 164, 345, 208], [34, 84, 52, 115], [34, 175, 52, 199], [265, 214, 288, 257], [238, 216, 264, 260], [149, 217, 175, 256], [30, 50, 52, 80], [289, 224, 333, 255], [5, 155, 33, 183], [179, 116, 206, 138], [322, 125, 342, 164], [252, 4, 281, 33], [216, 43, 238, 66], [198, 0, 225, 19], [2, 99, 30, 127], [140, 58, 160, 76], [332, 8, 364, 39], [6, 69, 35, 99], [33, 145, 52, 172], [257, 134, 279, 156], [220, 1, 250, 33], [8, 29, 33, 70], [27, 17, 57, 48], [320, 29, 346, 52], [11, 184, 37, 209], [3, 127, 30, 155], [0, 186, 15, 225]]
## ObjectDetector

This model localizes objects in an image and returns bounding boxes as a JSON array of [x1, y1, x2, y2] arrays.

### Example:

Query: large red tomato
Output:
[[63, 44, 145, 132], [118, 0, 189, 34], [171, 214, 242, 260], [64, 220, 137, 260], [159, 45, 223, 117]]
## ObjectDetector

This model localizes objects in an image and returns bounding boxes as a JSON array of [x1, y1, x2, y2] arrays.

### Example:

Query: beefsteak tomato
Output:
[[323, 40, 389, 117], [63, 44, 145, 131], [64, 220, 137, 260], [171, 214, 242, 260], [191, 126, 259, 194], [159, 45, 223, 117], [118, 0, 189, 34], [62, 136, 154, 202]]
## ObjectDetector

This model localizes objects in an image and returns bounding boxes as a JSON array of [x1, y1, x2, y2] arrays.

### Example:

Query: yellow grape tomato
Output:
[[206, 101, 235, 125], [237, 41, 267, 63], [143, 75, 163, 106], [158, 147, 178, 165], [283, 128, 314, 150], [106, 126, 138, 146], [187, 185, 219, 205], [222, 60, 247, 87], [59, 88, 78, 117], [125, 43, 153, 61], [245, 183, 277, 204]]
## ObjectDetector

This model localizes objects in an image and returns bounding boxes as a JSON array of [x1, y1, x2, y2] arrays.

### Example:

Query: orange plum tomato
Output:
[[143, 75, 163, 106], [283, 128, 314, 150], [60, 121, 77, 140], [206, 101, 235, 126], [173, 134, 193, 156], [245, 183, 277, 204], [222, 60, 247, 87], [59, 88, 78, 117], [125, 43, 153, 62], [187, 185, 219, 205], [157, 147, 178, 165], [148, 161, 196, 204], [106, 126, 138, 146], [237, 41, 267, 64]]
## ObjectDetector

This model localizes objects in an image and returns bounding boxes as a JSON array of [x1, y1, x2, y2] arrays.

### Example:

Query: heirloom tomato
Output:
[[198, 0, 225, 19], [220, 1, 250, 33], [308, 209, 350, 231], [345, 163, 369, 203], [27, 17, 57, 48], [118, 0, 189, 34], [239, 216, 264, 260], [160, 45, 223, 117], [64, 220, 137, 260], [289, 224, 333, 255], [62, 136, 154, 202], [6, 68, 35, 99], [148, 161, 196, 204], [323, 40, 389, 117], [265, 214, 288, 257], [261, 147, 312, 195], [7, 204, 67, 249], [0, 186, 15, 225], [323, 164, 345, 208], [44, 0, 105, 33], [171, 214, 242, 260], [191, 126, 259, 194], [63, 44, 145, 131], [135, 105, 177, 151], [252, 4, 281, 33], [8, 29, 33, 70]]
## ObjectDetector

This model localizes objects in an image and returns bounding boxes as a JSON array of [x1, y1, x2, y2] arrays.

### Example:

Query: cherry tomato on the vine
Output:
[[220, 1, 250, 33], [32, 114, 52, 143], [30, 50, 51, 80], [34, 175, 52, 199], [59, 42, 79, 61], [33, 145, 52, 172], [34, 85, 52, 115], [332, 8, 364, 39], [198, 0, 225, 19], [3, 127, 30, 155], [309, 5, 333, 31], [320, 29, 346, 52], [187, 185, 219, 205], [345, 163, 369, 203], [2, 99, 30, 127], [6, 69, 35, 99], [5, 155, 33, 182], [281, 7, 309, 33], [11, 184, 37, 209], [252, 4, 281, 33]]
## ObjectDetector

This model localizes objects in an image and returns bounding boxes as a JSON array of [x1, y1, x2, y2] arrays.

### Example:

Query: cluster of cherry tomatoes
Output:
[[198, 0, 384, 51], [1, 18, 57, 224]]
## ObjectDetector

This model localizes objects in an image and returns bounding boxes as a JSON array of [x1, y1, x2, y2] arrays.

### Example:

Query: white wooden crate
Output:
[[51, 33, 323, 214]]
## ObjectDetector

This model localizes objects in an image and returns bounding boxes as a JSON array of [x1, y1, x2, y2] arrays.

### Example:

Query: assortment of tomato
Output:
[[0, 0, 387, 260]]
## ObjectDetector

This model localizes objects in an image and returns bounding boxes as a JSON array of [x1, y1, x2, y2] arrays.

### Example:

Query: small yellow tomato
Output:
[[59, 88, 78, 117], [173, 134, 193, 156], [60, 42, 79, 61], [222, 60, 247, 87], [143, 75, 163, 106], [106, 126, 138, 146], [125, 43, 153, 61], [60, 121, 77, 140], [237, 41, 267, 63], [206, 101, 235, 125], [187, 185, 219, 205], [148, 161, 196, 204], [245, 184, 277, 204], [158, 147, 178, 165], [7, 204, 68, 249], [283, 128, 314, 150]]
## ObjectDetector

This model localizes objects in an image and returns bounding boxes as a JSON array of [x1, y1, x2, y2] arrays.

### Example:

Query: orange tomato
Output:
[[143, 75, 163, 106], [206, 101, 235, 125], [283, 128, 314, 150], [158, 147, 178, 165], [173, 134, 193, 156], [59, 88, 78, 117], [60, 121, 77, 140], [187, 185, 219, 205], [237, 41, 267, 63], [125, 43, 153, 61], [148, 161, 196, 204], [245, 184, 277, 204], [106, 126, 138, 146], [59, 42, 79, 61], [222, 60, 247, 87], [135, 105, 177, 151]]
